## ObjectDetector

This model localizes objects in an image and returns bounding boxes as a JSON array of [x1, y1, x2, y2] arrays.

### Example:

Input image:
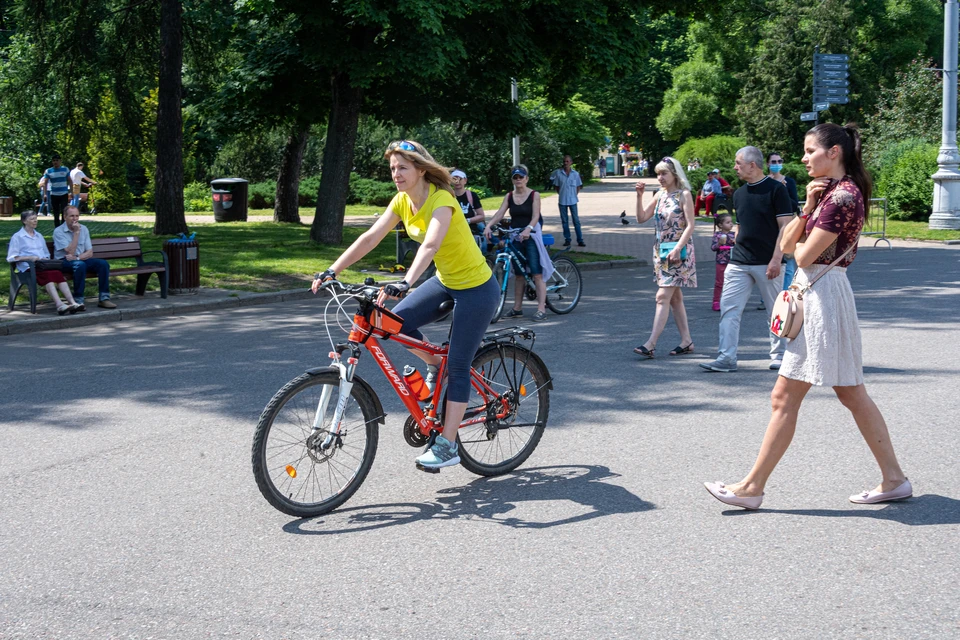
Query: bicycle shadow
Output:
[[720, 494, 960, 526], [282, 464, 655, 535]]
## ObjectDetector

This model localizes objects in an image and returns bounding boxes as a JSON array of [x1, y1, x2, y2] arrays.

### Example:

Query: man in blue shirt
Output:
[[550, 155, 584, 247], [695, 169, 722, 216], [41, 154, 73, 227]]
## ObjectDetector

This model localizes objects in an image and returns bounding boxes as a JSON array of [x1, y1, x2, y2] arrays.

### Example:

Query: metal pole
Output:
[[930, 0, 960, 229], [511, 78, 520, 167]]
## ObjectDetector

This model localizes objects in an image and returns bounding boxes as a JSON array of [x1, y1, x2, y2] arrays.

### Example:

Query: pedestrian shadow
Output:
[[282, 464, 655, 535], [721, 494, 960, 526]]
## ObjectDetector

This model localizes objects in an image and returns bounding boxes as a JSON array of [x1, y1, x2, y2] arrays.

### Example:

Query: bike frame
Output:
[[492, 236, 570, 298], [319, 292, 512, 444]]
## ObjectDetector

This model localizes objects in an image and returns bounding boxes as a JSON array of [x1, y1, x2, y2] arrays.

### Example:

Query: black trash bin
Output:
[[211, 178, 249, 222], [164, 237, 200, 294]]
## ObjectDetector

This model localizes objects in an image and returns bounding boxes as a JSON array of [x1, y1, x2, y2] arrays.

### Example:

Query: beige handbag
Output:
[[769, 242, 857, 340]]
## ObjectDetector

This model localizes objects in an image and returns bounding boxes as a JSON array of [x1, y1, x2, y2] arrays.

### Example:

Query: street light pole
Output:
[[930, 0, 960, 230], [511, 78, 520, 167]]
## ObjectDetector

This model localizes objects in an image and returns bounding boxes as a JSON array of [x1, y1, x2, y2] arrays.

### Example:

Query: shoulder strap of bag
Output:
[[802, 238, 858, 290]]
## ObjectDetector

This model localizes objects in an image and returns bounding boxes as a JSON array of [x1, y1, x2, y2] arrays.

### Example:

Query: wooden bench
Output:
[[7, 236, 168, 314]]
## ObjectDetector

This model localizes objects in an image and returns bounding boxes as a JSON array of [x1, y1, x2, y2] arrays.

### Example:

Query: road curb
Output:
[[0, 261, 642, 336]]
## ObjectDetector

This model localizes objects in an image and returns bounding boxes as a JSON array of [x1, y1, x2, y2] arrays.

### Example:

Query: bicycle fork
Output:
[[317, 359, 356, 450]]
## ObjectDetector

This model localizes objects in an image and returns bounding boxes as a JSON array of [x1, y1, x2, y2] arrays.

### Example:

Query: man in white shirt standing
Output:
[[69, 162, 97, 209], [53, 206, 117, 309], [550, 155, 584, 247]]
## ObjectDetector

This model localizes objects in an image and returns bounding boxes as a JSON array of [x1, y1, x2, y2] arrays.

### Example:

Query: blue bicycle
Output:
[[487, 225, 583, 323]]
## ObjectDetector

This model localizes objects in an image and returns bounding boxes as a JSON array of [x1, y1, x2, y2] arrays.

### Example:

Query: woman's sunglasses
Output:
[[389, 140, 417, 152]]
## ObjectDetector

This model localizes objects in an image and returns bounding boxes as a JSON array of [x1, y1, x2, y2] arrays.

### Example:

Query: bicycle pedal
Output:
[[415, 462, 441, 474]]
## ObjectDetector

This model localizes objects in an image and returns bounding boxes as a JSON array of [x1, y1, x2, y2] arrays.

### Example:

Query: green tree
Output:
[[656, 55, 729, 141], [87, 92, 133, 213], [864, 57, 943, 167], [579, 11, 690, 168]]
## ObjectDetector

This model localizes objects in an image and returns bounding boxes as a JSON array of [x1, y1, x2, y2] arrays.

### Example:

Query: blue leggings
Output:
[[392, 275, 500, 402]]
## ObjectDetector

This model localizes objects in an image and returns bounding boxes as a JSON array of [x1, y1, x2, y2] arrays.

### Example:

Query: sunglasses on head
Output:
[[389, 140, 417, 152]]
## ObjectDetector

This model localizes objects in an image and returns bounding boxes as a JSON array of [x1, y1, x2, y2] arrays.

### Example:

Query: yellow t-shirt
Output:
[[390, 184, 491, 290]]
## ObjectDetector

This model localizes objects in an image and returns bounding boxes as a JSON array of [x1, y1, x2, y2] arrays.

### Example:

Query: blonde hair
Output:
[[654, 156, 691, 192], [384, 140, 454, 196]]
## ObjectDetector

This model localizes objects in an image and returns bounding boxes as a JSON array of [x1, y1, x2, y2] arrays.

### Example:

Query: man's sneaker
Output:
[[416, 435, 460, 470], [98, 299, 117, 309], [769, 360, 782, 370], [699, 358, 737, 373]]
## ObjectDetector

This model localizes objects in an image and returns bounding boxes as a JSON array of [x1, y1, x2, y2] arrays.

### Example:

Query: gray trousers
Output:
[[718, 263, 785, 363]]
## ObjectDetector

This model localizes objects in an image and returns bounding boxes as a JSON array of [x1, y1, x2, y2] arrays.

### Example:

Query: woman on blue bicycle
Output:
[[311, 140, 499, 471], [483, 165, 551, 321]]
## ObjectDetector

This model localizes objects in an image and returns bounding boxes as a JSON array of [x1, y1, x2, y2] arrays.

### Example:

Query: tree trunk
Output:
[[310, 72, 362, 244], [274, 121, 310, 224], [153, 0, 187, 236]]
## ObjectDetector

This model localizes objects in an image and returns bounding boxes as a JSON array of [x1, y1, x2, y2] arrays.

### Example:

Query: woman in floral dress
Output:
[[632, 156, 697, 358]]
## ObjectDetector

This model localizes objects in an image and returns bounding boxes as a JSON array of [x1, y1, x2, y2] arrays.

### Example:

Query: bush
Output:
[[348, 174, 397, 206], [686, 167, 709, 192], [467, 185, 492, 200], [884, 142, 938, 221], [674, 135, 746, 171], [0, 155, 42, 211], [248, 180, 276, 209], [184, 181, 212, 212]]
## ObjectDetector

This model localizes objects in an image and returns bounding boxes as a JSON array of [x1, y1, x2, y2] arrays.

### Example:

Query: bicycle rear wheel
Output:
[[252, 371, 379, 517], [544, 256, 582, 314], [457, 344, 549, 476]]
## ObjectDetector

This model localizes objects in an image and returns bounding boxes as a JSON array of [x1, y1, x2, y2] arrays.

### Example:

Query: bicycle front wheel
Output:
[[252, 371, 379, 517], [544, 256, 582, 314], [457, 344, 549, 476], [489, 259, 508, 324]]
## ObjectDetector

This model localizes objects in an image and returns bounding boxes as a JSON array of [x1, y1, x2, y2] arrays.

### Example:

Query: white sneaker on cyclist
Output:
[[416, 435, 460, 469], [425, 364, 439, 392]]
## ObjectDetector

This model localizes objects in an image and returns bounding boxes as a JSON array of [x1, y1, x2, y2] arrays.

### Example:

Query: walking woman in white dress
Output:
[[704, 123, 910, 510]]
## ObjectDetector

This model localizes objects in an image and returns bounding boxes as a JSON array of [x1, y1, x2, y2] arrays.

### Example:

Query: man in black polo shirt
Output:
[[701, 146, 793, 373]]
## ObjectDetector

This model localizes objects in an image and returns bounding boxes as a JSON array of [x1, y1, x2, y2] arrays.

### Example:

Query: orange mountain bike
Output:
[[251, 278, 553, 517]]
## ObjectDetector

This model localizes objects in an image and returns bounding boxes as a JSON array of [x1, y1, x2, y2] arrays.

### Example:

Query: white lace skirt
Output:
[[779, 265, 864, 387]]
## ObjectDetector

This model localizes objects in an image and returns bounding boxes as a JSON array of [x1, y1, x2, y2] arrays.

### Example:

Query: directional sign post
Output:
[[800, 112, 818, 122], [811, 51, 850, 114]]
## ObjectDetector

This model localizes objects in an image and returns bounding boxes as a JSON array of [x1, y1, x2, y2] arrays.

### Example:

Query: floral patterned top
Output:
[[711, 231, 736, 266], [653, 190, 696, 287], [805, 176, 863, 268]]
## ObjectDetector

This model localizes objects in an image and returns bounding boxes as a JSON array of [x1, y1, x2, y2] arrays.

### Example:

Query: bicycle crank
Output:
[[402, 415, 430, 448]]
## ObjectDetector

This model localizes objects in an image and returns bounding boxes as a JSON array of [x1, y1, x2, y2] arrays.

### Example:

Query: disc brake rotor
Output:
[[305, 430, 339, 463]]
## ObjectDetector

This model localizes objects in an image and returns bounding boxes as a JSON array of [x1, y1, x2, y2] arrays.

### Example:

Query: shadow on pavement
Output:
[[721, 494, 960, 526], [282, 464, 655, 535]]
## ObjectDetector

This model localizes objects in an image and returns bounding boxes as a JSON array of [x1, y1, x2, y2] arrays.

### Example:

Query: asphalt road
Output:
[[2, 243, 959, 639]]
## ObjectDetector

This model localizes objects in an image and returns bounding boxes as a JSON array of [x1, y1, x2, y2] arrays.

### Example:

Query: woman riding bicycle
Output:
[[311, 140, 499, 471], [483, 165, 550, 321]]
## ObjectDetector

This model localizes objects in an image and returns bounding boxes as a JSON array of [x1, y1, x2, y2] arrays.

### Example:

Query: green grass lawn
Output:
[[1, 213, 623, 308]]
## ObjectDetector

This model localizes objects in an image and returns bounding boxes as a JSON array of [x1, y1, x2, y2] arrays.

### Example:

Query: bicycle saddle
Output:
[[438, 300, 455, 314]]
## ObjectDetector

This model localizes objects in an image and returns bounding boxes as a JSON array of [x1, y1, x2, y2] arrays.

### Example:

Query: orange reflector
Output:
[[519, 384, 527, 396], [285, 465, 297, 478]]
